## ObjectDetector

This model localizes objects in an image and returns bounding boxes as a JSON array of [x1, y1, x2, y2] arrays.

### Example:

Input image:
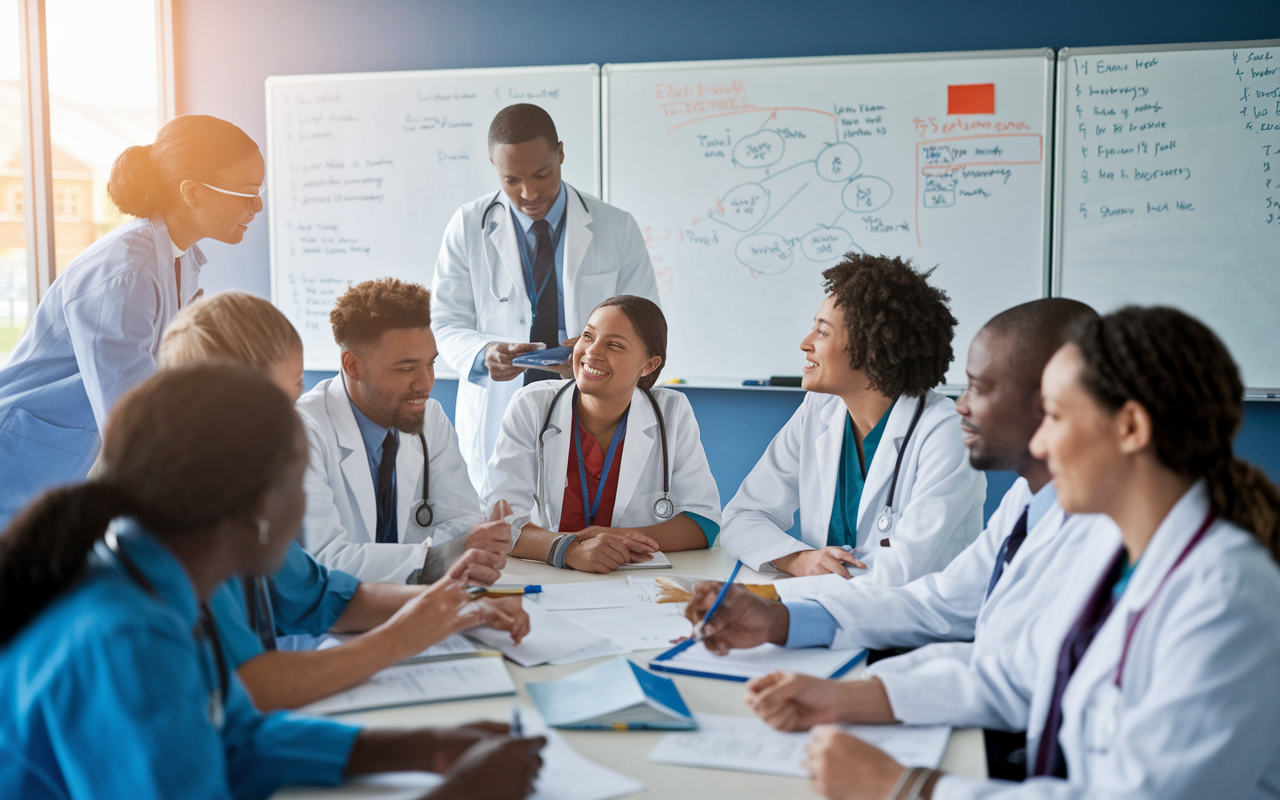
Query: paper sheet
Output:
[[319, 632, 480, 663], [554, 602, 693, 652], [276, 715, 644, 800], [651, 641, 863, 680], [530, 581, 644, 611], [647, 713, 951, 777], [467, 598, 607, 667], [300, 656, 515, 715]]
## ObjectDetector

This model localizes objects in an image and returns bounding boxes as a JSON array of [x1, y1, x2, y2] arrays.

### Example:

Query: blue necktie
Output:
[[376, 430, 398, 543], [985, 506, 1030, 599]]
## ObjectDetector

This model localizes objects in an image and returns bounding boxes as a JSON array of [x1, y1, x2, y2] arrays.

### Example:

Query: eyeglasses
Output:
[[199, 182, 267, 202]]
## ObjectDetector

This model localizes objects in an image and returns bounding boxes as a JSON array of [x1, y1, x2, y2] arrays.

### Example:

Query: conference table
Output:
[[276, 546, 987, 799]]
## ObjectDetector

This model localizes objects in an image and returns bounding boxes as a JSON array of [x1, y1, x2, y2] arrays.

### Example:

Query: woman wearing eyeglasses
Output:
[[0, 114, 265, 526]]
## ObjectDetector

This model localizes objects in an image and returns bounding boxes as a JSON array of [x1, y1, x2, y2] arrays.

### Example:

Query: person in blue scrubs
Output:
[[0, 363, 545, 800], [0, 115, 264, 527], [160, 290, 529, 712]]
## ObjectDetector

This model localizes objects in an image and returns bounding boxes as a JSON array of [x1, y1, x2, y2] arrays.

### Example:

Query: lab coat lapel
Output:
[[482, 193, 528, 309], [857, 395, 911, 533], [562, 184, 593, 332], [812, 397, 844, 537], [396, 430, 425, 540], [540, 382, 576, 531], [328, 376, 377, 537], [613, 387, 656, 523]]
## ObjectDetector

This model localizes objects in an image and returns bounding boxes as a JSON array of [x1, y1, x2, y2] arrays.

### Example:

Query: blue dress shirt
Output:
[[785, 481, 1059, 649], [0, 519, 358, 800], [208, 541, 360, 670]]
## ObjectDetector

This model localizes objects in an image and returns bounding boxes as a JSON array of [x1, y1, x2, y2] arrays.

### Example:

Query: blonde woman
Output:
[[159, 291, 528, 711]]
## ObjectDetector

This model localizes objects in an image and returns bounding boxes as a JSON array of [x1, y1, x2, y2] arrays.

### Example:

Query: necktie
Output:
[[985, 506, 1030, 598], [376, 430, 399, 543], [525, 218, 559, 385]]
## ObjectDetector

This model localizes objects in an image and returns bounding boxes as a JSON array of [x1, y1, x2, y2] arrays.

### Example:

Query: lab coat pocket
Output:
[[1082, 681, 1122, 758], [0, 408, 96, 485], [576, 270, 619, 306]]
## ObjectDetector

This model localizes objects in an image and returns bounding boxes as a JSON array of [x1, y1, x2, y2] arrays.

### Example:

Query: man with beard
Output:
[[297, 279, 513, 584]]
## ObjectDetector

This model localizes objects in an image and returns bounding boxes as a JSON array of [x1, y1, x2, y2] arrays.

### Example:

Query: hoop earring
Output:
[[257, 518, 270, 546]]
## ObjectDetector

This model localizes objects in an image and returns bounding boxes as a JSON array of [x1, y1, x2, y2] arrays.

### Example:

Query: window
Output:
[[0, 2, 30, 365]]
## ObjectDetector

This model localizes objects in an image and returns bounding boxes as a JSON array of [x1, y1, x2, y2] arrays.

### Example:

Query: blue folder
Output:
[[650, 639, 867, 683]]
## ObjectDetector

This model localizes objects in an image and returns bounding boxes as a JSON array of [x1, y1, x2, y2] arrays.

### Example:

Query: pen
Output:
[[510, 705, 523, 737], [466, 585, 542, 597], [693, 560, 743, 641]]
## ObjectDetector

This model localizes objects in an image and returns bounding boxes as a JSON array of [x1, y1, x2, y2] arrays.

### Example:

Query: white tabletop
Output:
[[275, 546, 987, 798]]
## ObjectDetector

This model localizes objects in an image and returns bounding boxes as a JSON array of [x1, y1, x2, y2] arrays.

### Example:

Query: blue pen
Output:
[[510, 705, 523, 737], [694, 560, 743, 640]]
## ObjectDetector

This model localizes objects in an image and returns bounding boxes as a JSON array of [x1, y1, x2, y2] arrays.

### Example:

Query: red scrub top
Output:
[[559, 416, 626, 533]]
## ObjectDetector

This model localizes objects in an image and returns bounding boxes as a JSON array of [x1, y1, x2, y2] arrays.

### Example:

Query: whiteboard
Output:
[[1054, 41, 1280, 393], [604, 51, 1054, 387], [266, 65, 600, 372]]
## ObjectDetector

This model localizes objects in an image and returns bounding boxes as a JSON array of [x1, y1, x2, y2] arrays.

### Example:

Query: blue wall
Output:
[[188, 0, 1280, 524]]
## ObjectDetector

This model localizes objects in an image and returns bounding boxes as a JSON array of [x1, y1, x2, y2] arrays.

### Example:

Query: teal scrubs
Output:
[[827, 411, 889, 548], [0, 519, 358, 800]]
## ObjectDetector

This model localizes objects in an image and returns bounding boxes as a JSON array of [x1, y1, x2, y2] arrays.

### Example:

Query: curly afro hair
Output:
[[821, 253, 957, 397], [330, 278, 432, 350]]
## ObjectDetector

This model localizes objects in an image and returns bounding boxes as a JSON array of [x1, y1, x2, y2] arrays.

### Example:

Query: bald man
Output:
[[684, 298, 1110, 781]]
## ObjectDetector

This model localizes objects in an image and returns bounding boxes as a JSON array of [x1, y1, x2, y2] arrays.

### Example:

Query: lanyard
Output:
[[513, 203, 567, 315], [1114, 508, 1217, 687], [572, 390, 629, 528]]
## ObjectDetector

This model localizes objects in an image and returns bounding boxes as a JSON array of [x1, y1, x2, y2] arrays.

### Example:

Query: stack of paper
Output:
[[647, 713, 951, 777], [300, 655, 516, 715], [467, 599, 608, 667], [318, 632, 485, 664], [527, 657, 695, 730], [649, 640, 866, 682]]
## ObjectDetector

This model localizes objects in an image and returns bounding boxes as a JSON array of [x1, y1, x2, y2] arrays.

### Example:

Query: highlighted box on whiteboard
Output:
[[948, 83, 996, 114]]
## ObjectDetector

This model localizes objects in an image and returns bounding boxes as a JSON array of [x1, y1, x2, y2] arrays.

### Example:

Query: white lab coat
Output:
[[720, 391, 986, 581], [485, 380, 721, 537], [775, 480, 1109, 659], [295, 375, 484, 583], [0, 216, 203, 523], [897, 481, 1280, 799], [431, 183, 660, 495]]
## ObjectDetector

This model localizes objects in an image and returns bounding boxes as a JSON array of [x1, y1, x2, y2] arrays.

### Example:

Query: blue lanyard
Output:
[[513, 204, 567, 315], [572, 391, 629, 527]]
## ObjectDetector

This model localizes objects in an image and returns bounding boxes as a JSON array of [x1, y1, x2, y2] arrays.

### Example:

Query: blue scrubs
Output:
[[208, 541, 360, 670], [0, 217, 204, 524], [0, 520, 358, 800]]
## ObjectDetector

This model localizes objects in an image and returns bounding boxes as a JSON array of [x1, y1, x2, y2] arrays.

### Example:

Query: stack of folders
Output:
[[526, 657, 696, 730]]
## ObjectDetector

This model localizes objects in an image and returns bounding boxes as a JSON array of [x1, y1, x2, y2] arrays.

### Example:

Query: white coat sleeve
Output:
[[430, 207, 493, 380], [420, 406, 485, 542], [613, 213, 660, 305], [668, 393, 721, 525], [299, 418, 428, 584], [860, 416, 986, 587], [931, 566, 1280, 800], [484, 388, 543, 533], [719, 403, 812, 571], [64, 269, 162, 433]]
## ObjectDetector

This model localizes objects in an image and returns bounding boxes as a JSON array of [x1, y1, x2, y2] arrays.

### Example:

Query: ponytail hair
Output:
[[1071, 306, 1280, 561], [590, 295, 667, 390], [108, 115, 259, 218], [0, 363, 303, 645]]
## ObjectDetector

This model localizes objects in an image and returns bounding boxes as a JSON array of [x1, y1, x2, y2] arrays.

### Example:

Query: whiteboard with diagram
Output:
[[603, 51, 1055, 387]]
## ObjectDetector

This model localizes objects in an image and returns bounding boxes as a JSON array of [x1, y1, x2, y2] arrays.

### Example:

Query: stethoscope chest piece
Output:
[[654, 496, 674, 520], [876, 508, 893, 533], [412, 499, 434, 528]]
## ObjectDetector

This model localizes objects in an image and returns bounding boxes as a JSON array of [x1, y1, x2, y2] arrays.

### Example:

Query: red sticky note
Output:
[[948, 83, 995, 115]]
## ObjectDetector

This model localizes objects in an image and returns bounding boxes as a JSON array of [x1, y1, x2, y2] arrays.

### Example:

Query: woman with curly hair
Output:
[[720, 253, 985, 583]]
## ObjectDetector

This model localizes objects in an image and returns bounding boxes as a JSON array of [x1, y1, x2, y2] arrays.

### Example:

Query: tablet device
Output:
[[512, 345, 573, 368]]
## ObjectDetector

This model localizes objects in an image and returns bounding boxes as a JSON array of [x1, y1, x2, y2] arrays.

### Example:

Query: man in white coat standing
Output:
[[296, 279, 512, 584], [432, 103, 660, 493]]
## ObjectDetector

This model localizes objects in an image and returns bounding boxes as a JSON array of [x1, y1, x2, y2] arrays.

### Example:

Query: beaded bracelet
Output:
[[548, 533, 578, 569], [890, 767, 927, 800]]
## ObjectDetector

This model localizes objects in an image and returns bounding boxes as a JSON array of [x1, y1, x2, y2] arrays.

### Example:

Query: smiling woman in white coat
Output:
[[720, 254, 985, 582], [486, 295, 721, 573], [0, 115, 262, 526], [431, 104, 659, 495], [749, 306, 1280, 800]]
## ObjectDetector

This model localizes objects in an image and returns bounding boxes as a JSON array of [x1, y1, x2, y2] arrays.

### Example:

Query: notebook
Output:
[[649, 640, 866, 682], [300, 653, 516, 715], [526, 657, 696, 730], [617, 551, 672, 570]]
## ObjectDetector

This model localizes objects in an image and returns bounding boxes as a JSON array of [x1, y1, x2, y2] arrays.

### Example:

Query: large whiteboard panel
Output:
[[604, 51, 1053, 386], [1054, 41, 1280, 392], [266, 65, 600, 371]]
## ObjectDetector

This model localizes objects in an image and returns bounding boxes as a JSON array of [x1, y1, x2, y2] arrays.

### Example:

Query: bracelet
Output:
[[904, 769, 938, 800], [548, 534, 578, 569], [885, 766, 917, 800], [546, 535, 566, 566]]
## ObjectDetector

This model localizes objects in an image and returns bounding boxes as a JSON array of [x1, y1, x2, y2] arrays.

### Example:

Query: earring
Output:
[[257, 518, 270, 546]]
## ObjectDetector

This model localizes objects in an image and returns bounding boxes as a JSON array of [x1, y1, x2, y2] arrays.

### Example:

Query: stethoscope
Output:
[[481, 186, 591, 304], [104, 528, 229, 729], [874, 395, 928, 535], [537, 380, 674, 524]]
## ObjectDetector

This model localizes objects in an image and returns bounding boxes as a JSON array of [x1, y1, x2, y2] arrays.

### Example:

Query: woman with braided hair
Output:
[[749, 305, 1280, 800], [0, 363, 545, 800]]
